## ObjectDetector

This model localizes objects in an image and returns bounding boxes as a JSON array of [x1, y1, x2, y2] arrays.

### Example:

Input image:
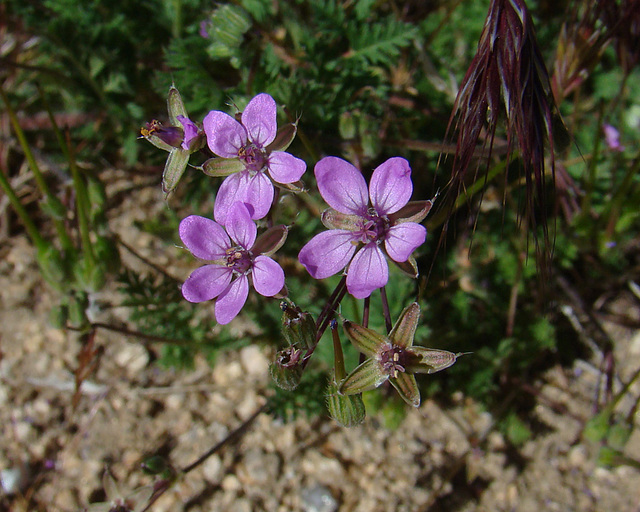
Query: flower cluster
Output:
[[143, 88, 431, 325]]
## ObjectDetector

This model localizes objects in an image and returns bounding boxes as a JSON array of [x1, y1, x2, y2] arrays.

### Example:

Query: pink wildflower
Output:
[[203, 93, 306, 224], [180, 202, 287, 324], [298, 156, 428, 299]]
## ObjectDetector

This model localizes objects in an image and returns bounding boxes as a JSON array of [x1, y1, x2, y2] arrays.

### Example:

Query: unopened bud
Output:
[[269, 346, 304, 391], [141, 455, 173, 478], [280, 301, 316, 350], [326, 379, 365, 428]]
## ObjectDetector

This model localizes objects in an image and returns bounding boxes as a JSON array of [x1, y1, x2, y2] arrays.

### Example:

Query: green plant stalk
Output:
[[331, 324, 346, 381], [66, 132, 95, 265], [37, 83, 71, 163], [0, 166, 47, 251], [0, 87, 74, 251]]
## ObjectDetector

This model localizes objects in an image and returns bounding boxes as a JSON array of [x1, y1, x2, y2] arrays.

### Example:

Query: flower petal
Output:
[[179, 215, 230, 260], [177, 115, 199, 151], [389, 372, 421, 407], [241, 93, 277, 147], [225, 202, 257, 249], [267, 151, 307, 184], [182, 265, 232, 303], [298, 230, 358, 279], [214, 172, 245, 225], [369, 157, 413, 215], [214, 172, 274, 225], [203, 110, 246, 158], [385, 223, 426, 262], [215, 275, 249, 324], [252, 255, 285, 296], [339, 358, 388, 395], [315, 156, 368, 215], [241, 171, 274, 220], [346, 244, 388, 299]]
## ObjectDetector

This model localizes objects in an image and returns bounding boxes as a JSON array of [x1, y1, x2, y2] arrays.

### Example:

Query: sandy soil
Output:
[[1, 184, 640, 512]]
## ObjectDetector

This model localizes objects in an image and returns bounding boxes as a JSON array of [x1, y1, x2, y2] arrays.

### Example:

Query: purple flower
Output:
[[203, 93, 306, 224], [603, 123, 625, 152], [298, 156, 430, 299], [177, 115, 200, 151], [180, 202, 287, 325]]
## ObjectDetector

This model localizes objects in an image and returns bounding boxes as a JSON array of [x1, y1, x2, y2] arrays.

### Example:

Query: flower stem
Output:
[[362, 296, 370, 328], [66, 131, 95, 265], [379, 286, 393, 333], [0, 164, 47, 250], [331, 320, 346, 381]]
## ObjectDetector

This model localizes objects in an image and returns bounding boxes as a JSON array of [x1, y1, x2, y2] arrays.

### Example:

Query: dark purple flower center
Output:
[[379, 345, 407, 378], [357, 208, 390, 245], [225, 246, 253, 274], [238, 143, 268, 173]]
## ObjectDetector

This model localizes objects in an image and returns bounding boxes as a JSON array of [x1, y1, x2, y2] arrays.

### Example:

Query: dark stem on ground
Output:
[[141, 403, 267, 512], [362, 296, 370, 328]]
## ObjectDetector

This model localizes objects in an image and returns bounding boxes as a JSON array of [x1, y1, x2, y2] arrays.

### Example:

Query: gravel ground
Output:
[[2, 185, 640, 511]]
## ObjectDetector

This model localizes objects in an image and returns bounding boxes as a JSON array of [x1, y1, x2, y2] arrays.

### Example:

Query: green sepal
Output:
[[342, 320, 386, 357], [274, 180, 305, 193], [405, 347, 460, 374], [201, 157, 245, 177], [252, 225, 288, 256], [339, 358, 387, 395], [267, 122, 298, 153], [321, 208, 362, 230], [388, 302, 420, 348], [167, 85, 188, 126], [391, 255, 419, 278], [162, 149, 190, 197], [389, 372, 421, 408], [388, 199, 434, 224], [143, 132, 174, 153], [326, 378, 366, 427], [269, 346, 304, 391], [281, 302, 316, 350]]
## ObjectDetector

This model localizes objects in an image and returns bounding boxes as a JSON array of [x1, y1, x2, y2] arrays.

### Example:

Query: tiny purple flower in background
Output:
[[298, 156, 428, 299], [180, 202, 287, 325], [603, 124, 625, 152], [203, 93, 307, 224]]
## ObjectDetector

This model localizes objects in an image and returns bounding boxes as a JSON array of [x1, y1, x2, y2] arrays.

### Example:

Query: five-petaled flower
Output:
[[339, 302, 462, 407], [203, 93, 307, 225], [298, 156, 431, 299], [180, 202, 287, 325]]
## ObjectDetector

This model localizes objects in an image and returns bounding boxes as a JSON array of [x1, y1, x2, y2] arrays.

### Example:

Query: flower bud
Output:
[[280, 301, 316, 350], [269, 346, 304, 391], [326, 378, 366, 428], [141, 120, 184, 149], [141, 455, 174, 478]]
